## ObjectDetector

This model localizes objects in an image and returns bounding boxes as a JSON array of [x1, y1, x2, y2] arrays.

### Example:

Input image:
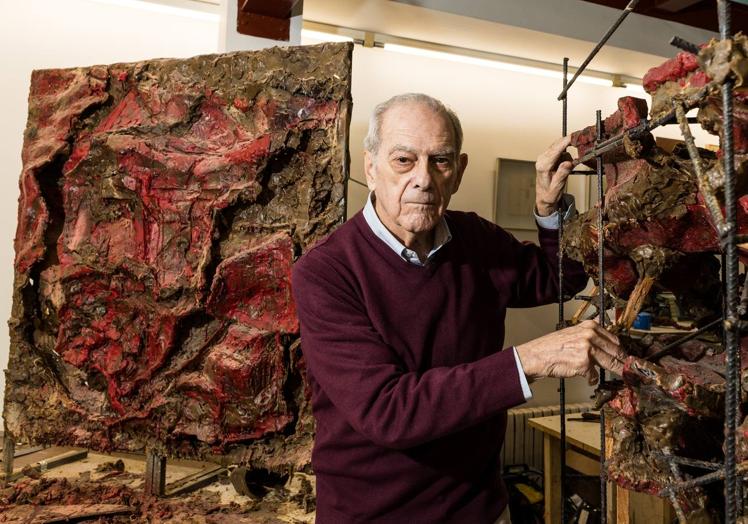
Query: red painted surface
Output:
[[8, 45, 352, 453]]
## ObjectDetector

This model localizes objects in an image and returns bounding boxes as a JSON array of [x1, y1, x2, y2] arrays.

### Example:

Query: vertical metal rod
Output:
[[559, 56, 569, 524], [718, 1, 739, 521], [596, 108, 608, 524]]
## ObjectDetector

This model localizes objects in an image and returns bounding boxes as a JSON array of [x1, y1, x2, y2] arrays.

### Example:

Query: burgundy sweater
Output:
[[291, 210, 587, 523]]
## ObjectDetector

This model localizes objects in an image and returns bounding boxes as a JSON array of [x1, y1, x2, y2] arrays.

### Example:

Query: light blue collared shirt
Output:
[[361, 192, 575, 401]]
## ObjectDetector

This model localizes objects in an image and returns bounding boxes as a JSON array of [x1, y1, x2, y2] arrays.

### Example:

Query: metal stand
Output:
[[555, 1, 741, 521], [145, 450, 167, 497], [2, 433, 14, 483]]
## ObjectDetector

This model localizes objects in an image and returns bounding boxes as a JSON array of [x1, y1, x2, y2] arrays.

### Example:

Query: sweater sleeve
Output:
[[291, 255, 527, 450], [472, 214, 588, 308]]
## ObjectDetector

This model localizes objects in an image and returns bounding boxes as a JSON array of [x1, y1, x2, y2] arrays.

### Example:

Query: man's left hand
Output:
[[535, 136, 573, 217]]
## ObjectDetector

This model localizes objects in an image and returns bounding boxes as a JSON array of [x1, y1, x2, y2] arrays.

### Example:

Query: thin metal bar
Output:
[[663, 449, 689, 523], [670, 35, 701, 55], [573, 81, 715, 167], [559, 56, 569, 524], [660, 468, 727, 496], [557, 0, 641, 100], [716, 1, 739, 522], [596, 108, 608, 524], [645, 317, 722, 361], [348, 177, 368, 188], [674, 101, 728, 236]]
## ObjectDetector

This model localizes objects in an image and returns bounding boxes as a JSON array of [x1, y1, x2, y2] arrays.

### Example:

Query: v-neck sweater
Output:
[[291, 210, 587, 523]]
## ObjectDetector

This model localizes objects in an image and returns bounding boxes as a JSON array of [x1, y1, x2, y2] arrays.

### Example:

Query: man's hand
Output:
[[515, 320, 625, 385], [535, 136, 573, 217]]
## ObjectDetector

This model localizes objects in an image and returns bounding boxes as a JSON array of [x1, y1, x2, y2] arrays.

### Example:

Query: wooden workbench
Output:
[[529, 414, 673, 524]]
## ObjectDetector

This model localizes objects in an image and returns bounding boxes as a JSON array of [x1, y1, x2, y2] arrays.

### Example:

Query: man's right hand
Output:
[[515, 320, 625, 385]]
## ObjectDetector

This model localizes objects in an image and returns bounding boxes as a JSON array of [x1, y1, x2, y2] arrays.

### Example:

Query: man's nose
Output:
[[412, 158, 433, 189]]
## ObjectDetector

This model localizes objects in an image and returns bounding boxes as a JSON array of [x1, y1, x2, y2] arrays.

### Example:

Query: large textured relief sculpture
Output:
[[5, 42, 352, 470]]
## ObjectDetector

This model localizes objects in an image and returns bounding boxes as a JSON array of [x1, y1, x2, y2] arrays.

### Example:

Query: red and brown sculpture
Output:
[[564, 34, 748, 521], [5, 43, 352, 478]]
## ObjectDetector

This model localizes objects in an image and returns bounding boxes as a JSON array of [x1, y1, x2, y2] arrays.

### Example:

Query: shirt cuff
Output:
[[512, 347, 533, 401], [534, 194, 576, 230]]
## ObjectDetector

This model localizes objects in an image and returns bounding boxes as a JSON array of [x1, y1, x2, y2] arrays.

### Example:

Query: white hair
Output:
[[363, 93, 463, 155]]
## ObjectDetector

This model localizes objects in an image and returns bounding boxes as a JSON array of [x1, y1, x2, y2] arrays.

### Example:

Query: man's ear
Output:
[[363, 150, 376, 191], [452, 153, 468, 194]]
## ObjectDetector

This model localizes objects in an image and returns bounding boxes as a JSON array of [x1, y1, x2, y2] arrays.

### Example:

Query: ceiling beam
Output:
[[236, 0, 303, 41]]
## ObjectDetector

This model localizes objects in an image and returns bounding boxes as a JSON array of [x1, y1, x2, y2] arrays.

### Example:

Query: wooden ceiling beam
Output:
[[236, 0, 303, 41]]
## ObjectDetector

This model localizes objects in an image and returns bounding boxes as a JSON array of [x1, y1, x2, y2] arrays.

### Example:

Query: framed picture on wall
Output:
[[494, 158, 537, 230]]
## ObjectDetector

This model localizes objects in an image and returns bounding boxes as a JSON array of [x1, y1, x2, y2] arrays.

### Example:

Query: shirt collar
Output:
[[362, 192, 452, 266]]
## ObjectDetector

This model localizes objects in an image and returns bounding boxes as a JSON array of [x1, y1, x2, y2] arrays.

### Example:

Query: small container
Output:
[[633, 311, 653, 330]]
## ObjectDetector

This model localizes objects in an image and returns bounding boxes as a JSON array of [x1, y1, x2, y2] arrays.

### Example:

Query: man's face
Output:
[[364, 102, 468, 243]]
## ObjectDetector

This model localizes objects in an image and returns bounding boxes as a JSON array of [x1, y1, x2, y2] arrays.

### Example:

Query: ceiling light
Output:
[[83, 0, 219, 22], [301, 29, 354, 44], [383, 43, 614, 87]]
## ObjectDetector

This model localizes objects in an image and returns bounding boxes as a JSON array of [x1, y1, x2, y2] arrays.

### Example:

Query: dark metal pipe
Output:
[[347, 177, 368, 188], [674, 101, 728, 236], [596, 108, 608, 524], [559, 56, 569, 524], [660, 468, 727, 496], [670, 35, 701, 55], [718, 0, 740, 520], [557, 0, 641, 100], [645, 317, 723, 361]]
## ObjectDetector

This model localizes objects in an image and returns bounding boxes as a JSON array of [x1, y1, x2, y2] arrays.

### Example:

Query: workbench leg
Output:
[[543, 434, 562, 524], [145, 450, 166, 497]]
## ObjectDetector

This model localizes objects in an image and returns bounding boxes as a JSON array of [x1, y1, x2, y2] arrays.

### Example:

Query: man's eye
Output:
[[395, 157, 411, 164], [434, 157, 451, 165]]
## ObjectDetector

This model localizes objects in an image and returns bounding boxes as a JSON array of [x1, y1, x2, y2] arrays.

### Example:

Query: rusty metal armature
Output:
[[557, 0, 641, 101], [674, 101, 729, 237]]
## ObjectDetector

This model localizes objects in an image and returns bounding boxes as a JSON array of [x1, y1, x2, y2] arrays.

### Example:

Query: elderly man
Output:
[[292, 93, 623, 523]]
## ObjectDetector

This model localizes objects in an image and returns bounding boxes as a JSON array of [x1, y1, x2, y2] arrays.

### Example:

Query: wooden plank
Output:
[[566, 448, 599, 476], [39, 504, 133, 523], [166, 464, 224, 497], [529, 414, 601, 455], [616, 486, 630, 524], [543, 434, 562, 524]]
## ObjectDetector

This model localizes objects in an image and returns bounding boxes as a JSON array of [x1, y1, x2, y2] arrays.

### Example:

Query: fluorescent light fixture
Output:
[[623, 83, 648, 95], [383, 43, 613, 87], [84, 0, 219, 22], [301, 29, 354, 44]]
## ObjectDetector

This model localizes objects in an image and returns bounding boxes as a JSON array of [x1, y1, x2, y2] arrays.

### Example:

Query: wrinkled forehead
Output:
[[379, 102, 456, 151]]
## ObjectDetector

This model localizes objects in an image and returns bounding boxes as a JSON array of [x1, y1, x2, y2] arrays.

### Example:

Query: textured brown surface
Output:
[[4, 43, 352, 470], [565, 37, 748, 520]]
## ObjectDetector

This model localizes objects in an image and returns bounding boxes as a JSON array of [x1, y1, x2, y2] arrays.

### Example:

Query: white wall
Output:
[[0, 0, 714, 410], [0, 0, 220, 410]]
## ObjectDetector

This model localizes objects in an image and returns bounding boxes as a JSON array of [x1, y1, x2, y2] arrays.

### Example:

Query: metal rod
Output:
[[559, 56, 569, 524], [663, 449, 689, 523], [596, 108, 608, 524], [572, 81, 715, 168], [557, 0, 641, 100], [670, 35, 701, 55], [674, 101, 728, 236], [718, 0, 739, 520], [645, 317, 723, 361], [348, 177, 368, 188], [660, 468, 727, 496]]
